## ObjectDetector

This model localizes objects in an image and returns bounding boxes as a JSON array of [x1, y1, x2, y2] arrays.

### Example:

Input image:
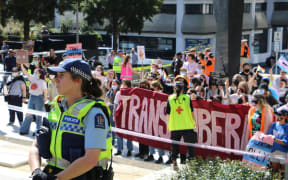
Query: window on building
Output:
[[185, 4, 202, 14], [203, 4, 213, 15], [244, 3, 251, 13], [160, 4, 176, 14], [274, 2, 288, 11], [255, 3, 267, 12], [254, 30, 268, 54]]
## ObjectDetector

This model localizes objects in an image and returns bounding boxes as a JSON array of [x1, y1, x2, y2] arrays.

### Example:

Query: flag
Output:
[[277, 56, 288, 73], [161, 72, 167, 81], [256, 65, 265, 73]]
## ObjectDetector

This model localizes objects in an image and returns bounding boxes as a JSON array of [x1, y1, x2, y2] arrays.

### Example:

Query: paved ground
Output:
[[0, 94, 176, 180]]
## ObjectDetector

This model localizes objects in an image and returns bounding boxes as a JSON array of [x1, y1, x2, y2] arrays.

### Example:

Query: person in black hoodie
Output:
[[6, 67, 26, 126]]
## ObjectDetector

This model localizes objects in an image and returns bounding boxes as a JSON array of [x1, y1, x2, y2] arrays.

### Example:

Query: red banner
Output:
[[115, 88, 250, 159]]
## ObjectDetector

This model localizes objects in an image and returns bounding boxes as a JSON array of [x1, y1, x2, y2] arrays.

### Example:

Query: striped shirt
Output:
[[9, 80, 25, 96]]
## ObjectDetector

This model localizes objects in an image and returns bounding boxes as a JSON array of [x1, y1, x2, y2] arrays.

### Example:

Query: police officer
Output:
[[113, 50, 123, 81], [29, 59, 113, 180], [166, 81, 197, 170]]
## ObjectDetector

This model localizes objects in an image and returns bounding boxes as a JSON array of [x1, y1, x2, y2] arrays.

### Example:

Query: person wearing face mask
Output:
[[166, 81, 197, 170], [267, 105, 288, 174], [93, 65, 106, 83], [105, 79, 120, 146], [6, 67, 26, 126], [245, 89, 274, 145], [20, 64, 47, 135], [240, 63, 253, 82], [144, 63, 160, 80], [47, 74, 58, 102], [171, 52, 183, 76]]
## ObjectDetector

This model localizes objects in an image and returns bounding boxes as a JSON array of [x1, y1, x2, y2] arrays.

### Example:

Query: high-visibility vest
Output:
[[120, 62, 133, 80], [47, 96, 112, 170], [168, 94, 195, 131], [113, 56, 122, 73], [206, 57, 215, 76], [248, 106, 270, 138], [199, 59, 208, 75], [241, 44, 250, 58]]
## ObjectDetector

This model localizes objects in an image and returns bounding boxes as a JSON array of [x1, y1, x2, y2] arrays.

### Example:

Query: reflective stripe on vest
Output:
[[47, 96, 112, 170], [248, 106, 267, 138], [168, 94, 195, 131]]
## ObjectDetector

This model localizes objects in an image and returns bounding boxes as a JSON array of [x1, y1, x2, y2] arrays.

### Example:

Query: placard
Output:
[[137, 46, 146, 62], [66, 43, 82, 59], [16, 50, 29, 64]]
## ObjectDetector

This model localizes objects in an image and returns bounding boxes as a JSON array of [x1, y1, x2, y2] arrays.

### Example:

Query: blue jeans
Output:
[[117, 136, 133, 152], [158, 149, 164, 157], [110, 114, 116, 145], [20, 95, 44, 133]]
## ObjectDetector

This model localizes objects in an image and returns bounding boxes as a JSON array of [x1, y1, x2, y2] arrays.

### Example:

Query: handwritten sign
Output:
[[242, 132, 274, 170], [137, 46, 146, 62], [16, 50, 29, 64], [22, 40, 34, 55]]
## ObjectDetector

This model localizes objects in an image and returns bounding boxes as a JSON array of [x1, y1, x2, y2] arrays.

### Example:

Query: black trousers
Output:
[[171, 129, 197, 161], [139, 143, 149, 156], [8, 95, 23, 124]]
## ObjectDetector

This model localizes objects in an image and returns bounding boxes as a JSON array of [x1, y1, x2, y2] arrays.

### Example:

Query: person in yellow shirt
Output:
[[166, 81, 197, 170]]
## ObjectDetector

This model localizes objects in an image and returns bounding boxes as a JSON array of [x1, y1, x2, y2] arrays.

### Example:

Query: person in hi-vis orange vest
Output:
[[240, 39, 250, 58], [245, 89, 273, 145], [198, 53, 208, 76], [206, 53, 215, 76]]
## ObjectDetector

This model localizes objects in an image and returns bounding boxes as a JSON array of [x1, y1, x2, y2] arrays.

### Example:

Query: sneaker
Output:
[[165, 158, 173, 164], [114, 150, 122, 156], [144, 155, 154, 162], [126, 151, 132, 157], [155, 157, 163, 164], [135, 153, 142, 157], [7, 122, 13, 126], [19, 132, 28, 135]]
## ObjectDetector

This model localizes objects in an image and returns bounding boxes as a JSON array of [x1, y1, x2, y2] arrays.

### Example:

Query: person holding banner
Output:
[[166, 81, 197, 170], [268, 105, 288, 173], [29, 59, 113, 180], [245, 89, 274, 144]]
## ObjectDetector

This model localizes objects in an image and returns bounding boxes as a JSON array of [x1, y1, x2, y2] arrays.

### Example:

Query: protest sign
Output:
[[115, 88, 250, 159], [16, 50, 29, 64], [66, 43, 82, 59], [242, 132, 274, 170], [22, 40, 34, 55], [137, 46, 146, 62]]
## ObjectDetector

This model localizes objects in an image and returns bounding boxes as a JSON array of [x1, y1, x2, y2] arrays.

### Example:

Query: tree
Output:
[[6, 0, 57, 40], [83, 0, 163, 51]]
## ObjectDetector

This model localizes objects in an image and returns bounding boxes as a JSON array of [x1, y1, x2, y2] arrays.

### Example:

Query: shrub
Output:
[[167, 157, 281, 180]]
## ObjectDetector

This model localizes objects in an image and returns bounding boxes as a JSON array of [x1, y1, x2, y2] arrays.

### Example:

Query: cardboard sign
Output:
[[115, 88, 250, 159], [22, 40, 34, 55], [16, 50, 29, 64], [242, 132, 274, 170], [137, 46, 146, 62], [66, 43, 82, 59]]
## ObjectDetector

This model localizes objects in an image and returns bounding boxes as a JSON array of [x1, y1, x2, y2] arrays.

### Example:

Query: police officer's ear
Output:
[[74, 78, 82, 85]]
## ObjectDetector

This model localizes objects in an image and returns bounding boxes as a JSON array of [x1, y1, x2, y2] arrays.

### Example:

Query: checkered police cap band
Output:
[[70, 66, 92, 81]]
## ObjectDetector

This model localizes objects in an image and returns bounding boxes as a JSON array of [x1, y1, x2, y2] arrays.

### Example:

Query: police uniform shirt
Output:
[[83, 107, 109, 150], [60, 97, 109, 151]]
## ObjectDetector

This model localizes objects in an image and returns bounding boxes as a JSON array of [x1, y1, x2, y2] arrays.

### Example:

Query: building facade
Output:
[[56, 0, 288, 63]]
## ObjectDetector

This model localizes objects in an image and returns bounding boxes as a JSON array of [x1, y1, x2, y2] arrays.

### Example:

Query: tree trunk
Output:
[[112, 20, 118, 51], [23, 19, 30, 41]]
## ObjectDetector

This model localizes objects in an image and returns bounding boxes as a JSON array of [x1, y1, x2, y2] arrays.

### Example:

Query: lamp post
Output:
[[76, 0, 79, 43]]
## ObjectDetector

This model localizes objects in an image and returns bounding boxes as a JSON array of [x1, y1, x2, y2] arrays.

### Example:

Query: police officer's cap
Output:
[[48, 58, 92, 81]]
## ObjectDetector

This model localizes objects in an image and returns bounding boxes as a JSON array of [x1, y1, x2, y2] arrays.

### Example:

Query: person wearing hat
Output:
[[268, 104, 288, 173], [113, 50, 124, 80], [206, 52, 215, 76], [28, 59, 113, 179], [171, 52, 183, 77], [4, 49, 16, 72], [240, 39, 250, 71], [166, 81, 197, 170], [245, 89, 274, 144]]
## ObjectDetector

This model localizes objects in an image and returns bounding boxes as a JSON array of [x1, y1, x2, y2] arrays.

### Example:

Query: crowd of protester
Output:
[[1, 40, 288, 172]]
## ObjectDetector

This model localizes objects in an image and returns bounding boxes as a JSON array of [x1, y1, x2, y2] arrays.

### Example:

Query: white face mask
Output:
[[180, 71, 186, 75], [49, 74, 55, 79], [151, 68, 155, 72], [95, 71, 101, 76], [158, 64, 162, 68], [111, 85, 118, 90]]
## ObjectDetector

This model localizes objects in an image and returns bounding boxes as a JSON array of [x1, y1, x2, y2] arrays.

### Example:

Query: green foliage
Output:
[[82, 0, 163, 50], [168, 157, 281, 180], [59, 17, 73, 33], [0, 18, 23, 37]]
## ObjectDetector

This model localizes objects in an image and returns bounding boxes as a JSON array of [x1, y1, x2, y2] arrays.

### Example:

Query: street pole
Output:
[[250, 0, 256, 63], [76, 0, 79, 43]]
